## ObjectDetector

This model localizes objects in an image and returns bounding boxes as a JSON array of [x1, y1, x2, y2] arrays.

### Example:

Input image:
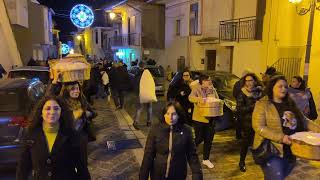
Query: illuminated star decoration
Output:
[[70, 4, 94, 28], [61, 43, 70, 55]]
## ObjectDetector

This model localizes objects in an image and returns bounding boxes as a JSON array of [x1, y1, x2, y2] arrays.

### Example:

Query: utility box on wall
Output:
[[177, 56, 185, 72]]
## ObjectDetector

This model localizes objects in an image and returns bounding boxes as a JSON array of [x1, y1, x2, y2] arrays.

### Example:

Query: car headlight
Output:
[[224, 99, 237, 112]]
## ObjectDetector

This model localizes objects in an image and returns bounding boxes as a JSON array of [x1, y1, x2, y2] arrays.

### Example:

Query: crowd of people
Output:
[[139, 66, 320, 180], [9, 54, 320, 180]]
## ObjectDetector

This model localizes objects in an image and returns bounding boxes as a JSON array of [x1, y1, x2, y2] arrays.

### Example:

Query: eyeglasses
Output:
[[245, 79, 254, 82], [183, 74, 190, 77]]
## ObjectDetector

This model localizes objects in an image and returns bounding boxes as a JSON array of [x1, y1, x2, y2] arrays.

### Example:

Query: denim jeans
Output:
[[134, 100, 152, 124], [261, 156, 296, 180]]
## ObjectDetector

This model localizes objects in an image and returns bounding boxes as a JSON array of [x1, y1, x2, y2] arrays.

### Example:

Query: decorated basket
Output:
[[198, 98, 224, 117], [290, 132, 320, 160], [50, 58, 91, 82]]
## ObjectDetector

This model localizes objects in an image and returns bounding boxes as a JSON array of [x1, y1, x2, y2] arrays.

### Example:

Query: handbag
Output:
[[252, 139, 280, 165]]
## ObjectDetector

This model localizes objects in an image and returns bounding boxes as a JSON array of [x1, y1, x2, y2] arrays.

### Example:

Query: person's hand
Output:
[[86, 110, 92, 118], [198, 98, 205, 104], [282, 135, 292, 145], [180, 91, 185, 96]]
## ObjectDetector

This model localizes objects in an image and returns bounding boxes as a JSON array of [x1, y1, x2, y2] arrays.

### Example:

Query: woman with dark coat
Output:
[[168, 70, 194, 125], [288, 75, 318, 120], [60, 81, 97, 161], [139, 102, 203, 180], [236, 73, 263, 172], [16, 96, 90, 180]]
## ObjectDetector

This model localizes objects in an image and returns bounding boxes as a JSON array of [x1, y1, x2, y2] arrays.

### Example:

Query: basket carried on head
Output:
[[290, 132, 320, 161], [198, 97, 224, 117], [49, 58, 91, 83]]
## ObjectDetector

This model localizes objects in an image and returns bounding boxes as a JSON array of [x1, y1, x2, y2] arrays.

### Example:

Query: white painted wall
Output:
[[4, 0, 28, 28], [0, 0, 22, 70], [202, 0, 233, 37]]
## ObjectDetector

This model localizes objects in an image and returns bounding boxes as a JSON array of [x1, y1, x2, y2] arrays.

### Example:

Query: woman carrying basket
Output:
[[189, 74, 220, 169], [252, 75, 320, 180]]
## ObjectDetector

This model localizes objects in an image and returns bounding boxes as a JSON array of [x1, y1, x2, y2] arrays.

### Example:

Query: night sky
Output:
[[37, 0, 121, 42]]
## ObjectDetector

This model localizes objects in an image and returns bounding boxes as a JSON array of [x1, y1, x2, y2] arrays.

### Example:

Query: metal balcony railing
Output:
[[219, 16, 257, 42], [109, 33, 141, 47], [271, 58, 302, 80], [110, 35, 128, 47]]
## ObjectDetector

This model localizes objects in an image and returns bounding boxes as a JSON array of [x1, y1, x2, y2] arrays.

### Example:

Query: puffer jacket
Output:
[[252, 96, 320, 157], [139, 123, 203, 180], [189, 83, 219, 123]]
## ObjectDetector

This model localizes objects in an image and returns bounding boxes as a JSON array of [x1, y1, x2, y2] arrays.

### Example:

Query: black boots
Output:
[[239, 161, 246, 172]]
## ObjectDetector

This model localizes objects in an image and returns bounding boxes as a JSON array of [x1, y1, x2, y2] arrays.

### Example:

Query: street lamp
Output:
[[109, 12, 117, 20], [289, 0, 320, 84]]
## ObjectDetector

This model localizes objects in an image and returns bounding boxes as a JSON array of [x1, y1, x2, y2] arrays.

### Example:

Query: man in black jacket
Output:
[[108, 62, 131, 109]]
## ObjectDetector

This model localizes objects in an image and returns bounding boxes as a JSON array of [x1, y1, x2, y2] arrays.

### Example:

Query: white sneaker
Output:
[[202, 160, 214, 169]]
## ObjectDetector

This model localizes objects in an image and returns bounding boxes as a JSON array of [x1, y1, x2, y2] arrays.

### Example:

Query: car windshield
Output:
[[9, 71, 49, 84], [211, 74, 239, 91], [146, 67, 164, 77]]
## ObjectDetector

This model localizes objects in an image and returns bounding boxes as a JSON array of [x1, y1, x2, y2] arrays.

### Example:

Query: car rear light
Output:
[[9, 116, 28, 128]]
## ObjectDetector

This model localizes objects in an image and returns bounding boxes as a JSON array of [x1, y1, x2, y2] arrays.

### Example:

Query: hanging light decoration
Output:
[[70, 4, 94, 28], [61, 43, 70, 55]]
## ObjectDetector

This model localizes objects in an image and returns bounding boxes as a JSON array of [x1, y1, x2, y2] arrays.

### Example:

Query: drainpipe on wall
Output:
[[232, 0, 235, 19]]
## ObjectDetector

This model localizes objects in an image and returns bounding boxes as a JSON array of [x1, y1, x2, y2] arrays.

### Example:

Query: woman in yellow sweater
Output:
[[60, 81, 97, 162], [16, 96, 90, 180]]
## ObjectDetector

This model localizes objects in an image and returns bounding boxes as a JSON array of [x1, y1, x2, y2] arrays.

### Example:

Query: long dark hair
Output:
[[266, 75, 305, 131], [266, 75, 290, 102], [60, 81, 89, 110], [28, 96, 74, 133], [240, 73, 260, 88], [292, 75, 306, 90], [159, 101, 186, 125]]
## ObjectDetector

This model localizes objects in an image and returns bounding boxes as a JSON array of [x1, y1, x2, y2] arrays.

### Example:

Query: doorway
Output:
[[206, 50, 216, 70]]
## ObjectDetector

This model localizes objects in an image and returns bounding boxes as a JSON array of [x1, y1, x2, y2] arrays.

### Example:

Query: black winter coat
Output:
[[16, 128, 90, 180], [139, 123, 203, 180], [108, 66, 131, 91], [236, 88, 262, 131]]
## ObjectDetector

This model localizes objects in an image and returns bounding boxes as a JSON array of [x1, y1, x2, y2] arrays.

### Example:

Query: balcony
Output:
[[109, 33, 141, 47], [219, 16, 260, 42]]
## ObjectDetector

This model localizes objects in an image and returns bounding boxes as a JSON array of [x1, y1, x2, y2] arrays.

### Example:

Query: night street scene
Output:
[[1, 0, 320, 179]]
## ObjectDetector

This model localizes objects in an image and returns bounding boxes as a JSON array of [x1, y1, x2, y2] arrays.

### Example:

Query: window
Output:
[[176, 20, 181, 36], [189, 2, 199, 35], [95, 30, 98, 44], [101, 31, 104, 48]]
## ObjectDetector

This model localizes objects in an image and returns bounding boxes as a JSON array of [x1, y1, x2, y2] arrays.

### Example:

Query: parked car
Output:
[[0, 78, 45, 166], [167, 71, 239, 131], [8, 66, 50, 85], [129, 65, 166, 96]]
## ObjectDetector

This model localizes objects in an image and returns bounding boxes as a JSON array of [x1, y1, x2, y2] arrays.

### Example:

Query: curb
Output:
[[109, 101, 146, 166]]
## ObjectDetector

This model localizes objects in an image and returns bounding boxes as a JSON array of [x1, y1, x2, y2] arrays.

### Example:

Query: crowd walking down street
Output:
[[1, 58, 320, 180], [2, 0, 320, 179]]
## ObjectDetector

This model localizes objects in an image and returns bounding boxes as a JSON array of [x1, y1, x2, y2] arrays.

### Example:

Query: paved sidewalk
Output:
[[87, 99, 143, 179]]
